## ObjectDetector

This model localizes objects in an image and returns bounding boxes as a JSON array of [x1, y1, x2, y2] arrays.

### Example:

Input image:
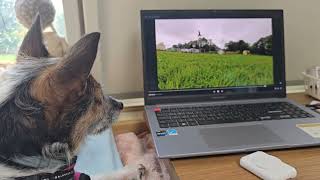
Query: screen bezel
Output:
[[141, 10, 286, 105]]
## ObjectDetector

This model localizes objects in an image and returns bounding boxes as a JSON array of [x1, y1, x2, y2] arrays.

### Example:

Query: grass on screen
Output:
[[157, 51, 273, 90]]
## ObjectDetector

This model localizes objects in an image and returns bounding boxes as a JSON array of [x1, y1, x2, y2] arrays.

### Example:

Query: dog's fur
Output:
[[0, 16, 145, 180]]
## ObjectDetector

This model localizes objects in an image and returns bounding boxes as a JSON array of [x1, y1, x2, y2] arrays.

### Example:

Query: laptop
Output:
[[141, 10, 320, 159]]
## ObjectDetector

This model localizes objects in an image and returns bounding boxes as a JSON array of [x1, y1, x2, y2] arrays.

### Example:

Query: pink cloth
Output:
[[115, 132, 170, 180], [74, 172, 81, 180]]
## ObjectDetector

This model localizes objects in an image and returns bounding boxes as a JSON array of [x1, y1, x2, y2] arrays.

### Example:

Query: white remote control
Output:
[[240, 151, 297, 180]]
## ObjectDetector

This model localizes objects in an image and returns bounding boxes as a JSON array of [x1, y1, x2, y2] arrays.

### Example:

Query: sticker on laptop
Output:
[[297, 123, 320, 138], [167, 129, 178, 136], [156, 129, 178, 136], [156, 130, 167, 137]]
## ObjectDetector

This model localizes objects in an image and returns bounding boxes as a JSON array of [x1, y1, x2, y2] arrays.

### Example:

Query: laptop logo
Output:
[[167, 129, 178, 136]]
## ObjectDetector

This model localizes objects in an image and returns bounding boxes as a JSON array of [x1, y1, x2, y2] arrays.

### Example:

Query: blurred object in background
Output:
[[0, 0, 66, 69], [14, 0, 68, 57], [15, 0, 55, 29], [302, 66, 320, 100]]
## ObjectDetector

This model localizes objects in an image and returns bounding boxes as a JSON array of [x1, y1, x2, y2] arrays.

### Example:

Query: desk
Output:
[[114, 93, 320, 180]]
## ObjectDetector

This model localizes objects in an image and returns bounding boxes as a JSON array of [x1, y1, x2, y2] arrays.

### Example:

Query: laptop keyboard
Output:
[[155, 102, 314, 128]]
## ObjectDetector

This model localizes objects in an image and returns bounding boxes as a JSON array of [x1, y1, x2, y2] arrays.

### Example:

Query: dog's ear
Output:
[[32, 33, 100, 105], [18, 15, 49, 58], [50, 32, 100, 97]]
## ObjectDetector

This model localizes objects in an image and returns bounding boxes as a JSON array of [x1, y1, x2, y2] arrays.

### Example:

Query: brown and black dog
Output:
[[0, 15, 145, 180]]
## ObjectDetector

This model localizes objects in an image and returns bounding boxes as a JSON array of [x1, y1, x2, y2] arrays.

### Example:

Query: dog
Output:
[[0, 15, 146, 180]]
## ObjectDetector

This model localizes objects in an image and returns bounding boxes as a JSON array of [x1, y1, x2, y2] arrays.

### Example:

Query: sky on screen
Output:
[[155, 18, 272, 49]]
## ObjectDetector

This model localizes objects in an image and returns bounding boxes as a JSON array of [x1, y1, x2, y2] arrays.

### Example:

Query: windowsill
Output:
[[0, 62, 15, 65], [0, 62, 15, 71], [121, 98, 145, 109]]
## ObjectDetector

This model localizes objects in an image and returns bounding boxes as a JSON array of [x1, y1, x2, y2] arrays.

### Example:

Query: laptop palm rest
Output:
[[199, 125, 285, 150]]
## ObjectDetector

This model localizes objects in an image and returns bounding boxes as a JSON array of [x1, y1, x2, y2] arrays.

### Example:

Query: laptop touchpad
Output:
[[199, 125, 284, 149]]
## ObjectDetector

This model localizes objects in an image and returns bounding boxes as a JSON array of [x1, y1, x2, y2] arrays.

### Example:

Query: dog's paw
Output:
[[93, 164, 147, 180], [127, 163, 147, 180], [137, 164, 146, 180]]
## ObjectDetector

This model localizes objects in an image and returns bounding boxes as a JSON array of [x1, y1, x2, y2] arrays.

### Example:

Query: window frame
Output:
[[62, 0, 103, 85]]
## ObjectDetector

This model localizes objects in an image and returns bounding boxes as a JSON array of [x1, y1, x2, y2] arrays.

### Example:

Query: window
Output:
[[0, 0, 65, 67], [51, 0, 65, 37]]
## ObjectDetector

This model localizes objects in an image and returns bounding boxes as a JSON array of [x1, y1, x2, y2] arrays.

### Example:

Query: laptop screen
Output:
[[141, 10, 285, 105], [155, 18, 274, 90]]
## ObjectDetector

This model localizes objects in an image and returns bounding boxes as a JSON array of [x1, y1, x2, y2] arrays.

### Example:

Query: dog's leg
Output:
[[92, 164, 146, 180]]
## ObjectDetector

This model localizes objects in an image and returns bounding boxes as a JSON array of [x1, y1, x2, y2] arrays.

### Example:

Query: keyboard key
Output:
[[159, 123, 169, 128], [168, 119, 178, 123], [179, 122, 188, 127], [188, 121, 198, 126], [270, 115, 281, 120], [280, 115, 291, 119], [154, 107, 161, 112], [169, 122, 179, 127], [177, 119, 187, 122], [197, 121, 214, 125], [158, 119, 169, 123], [259, 116, 271, 120]]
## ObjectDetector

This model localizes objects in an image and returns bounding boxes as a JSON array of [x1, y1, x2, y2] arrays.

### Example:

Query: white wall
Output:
[[94, 0, 320, 94]]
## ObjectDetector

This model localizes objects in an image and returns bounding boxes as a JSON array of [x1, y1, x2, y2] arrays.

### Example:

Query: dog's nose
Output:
[[119, 102, 124, 110], [108, 96, 124, 110]]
